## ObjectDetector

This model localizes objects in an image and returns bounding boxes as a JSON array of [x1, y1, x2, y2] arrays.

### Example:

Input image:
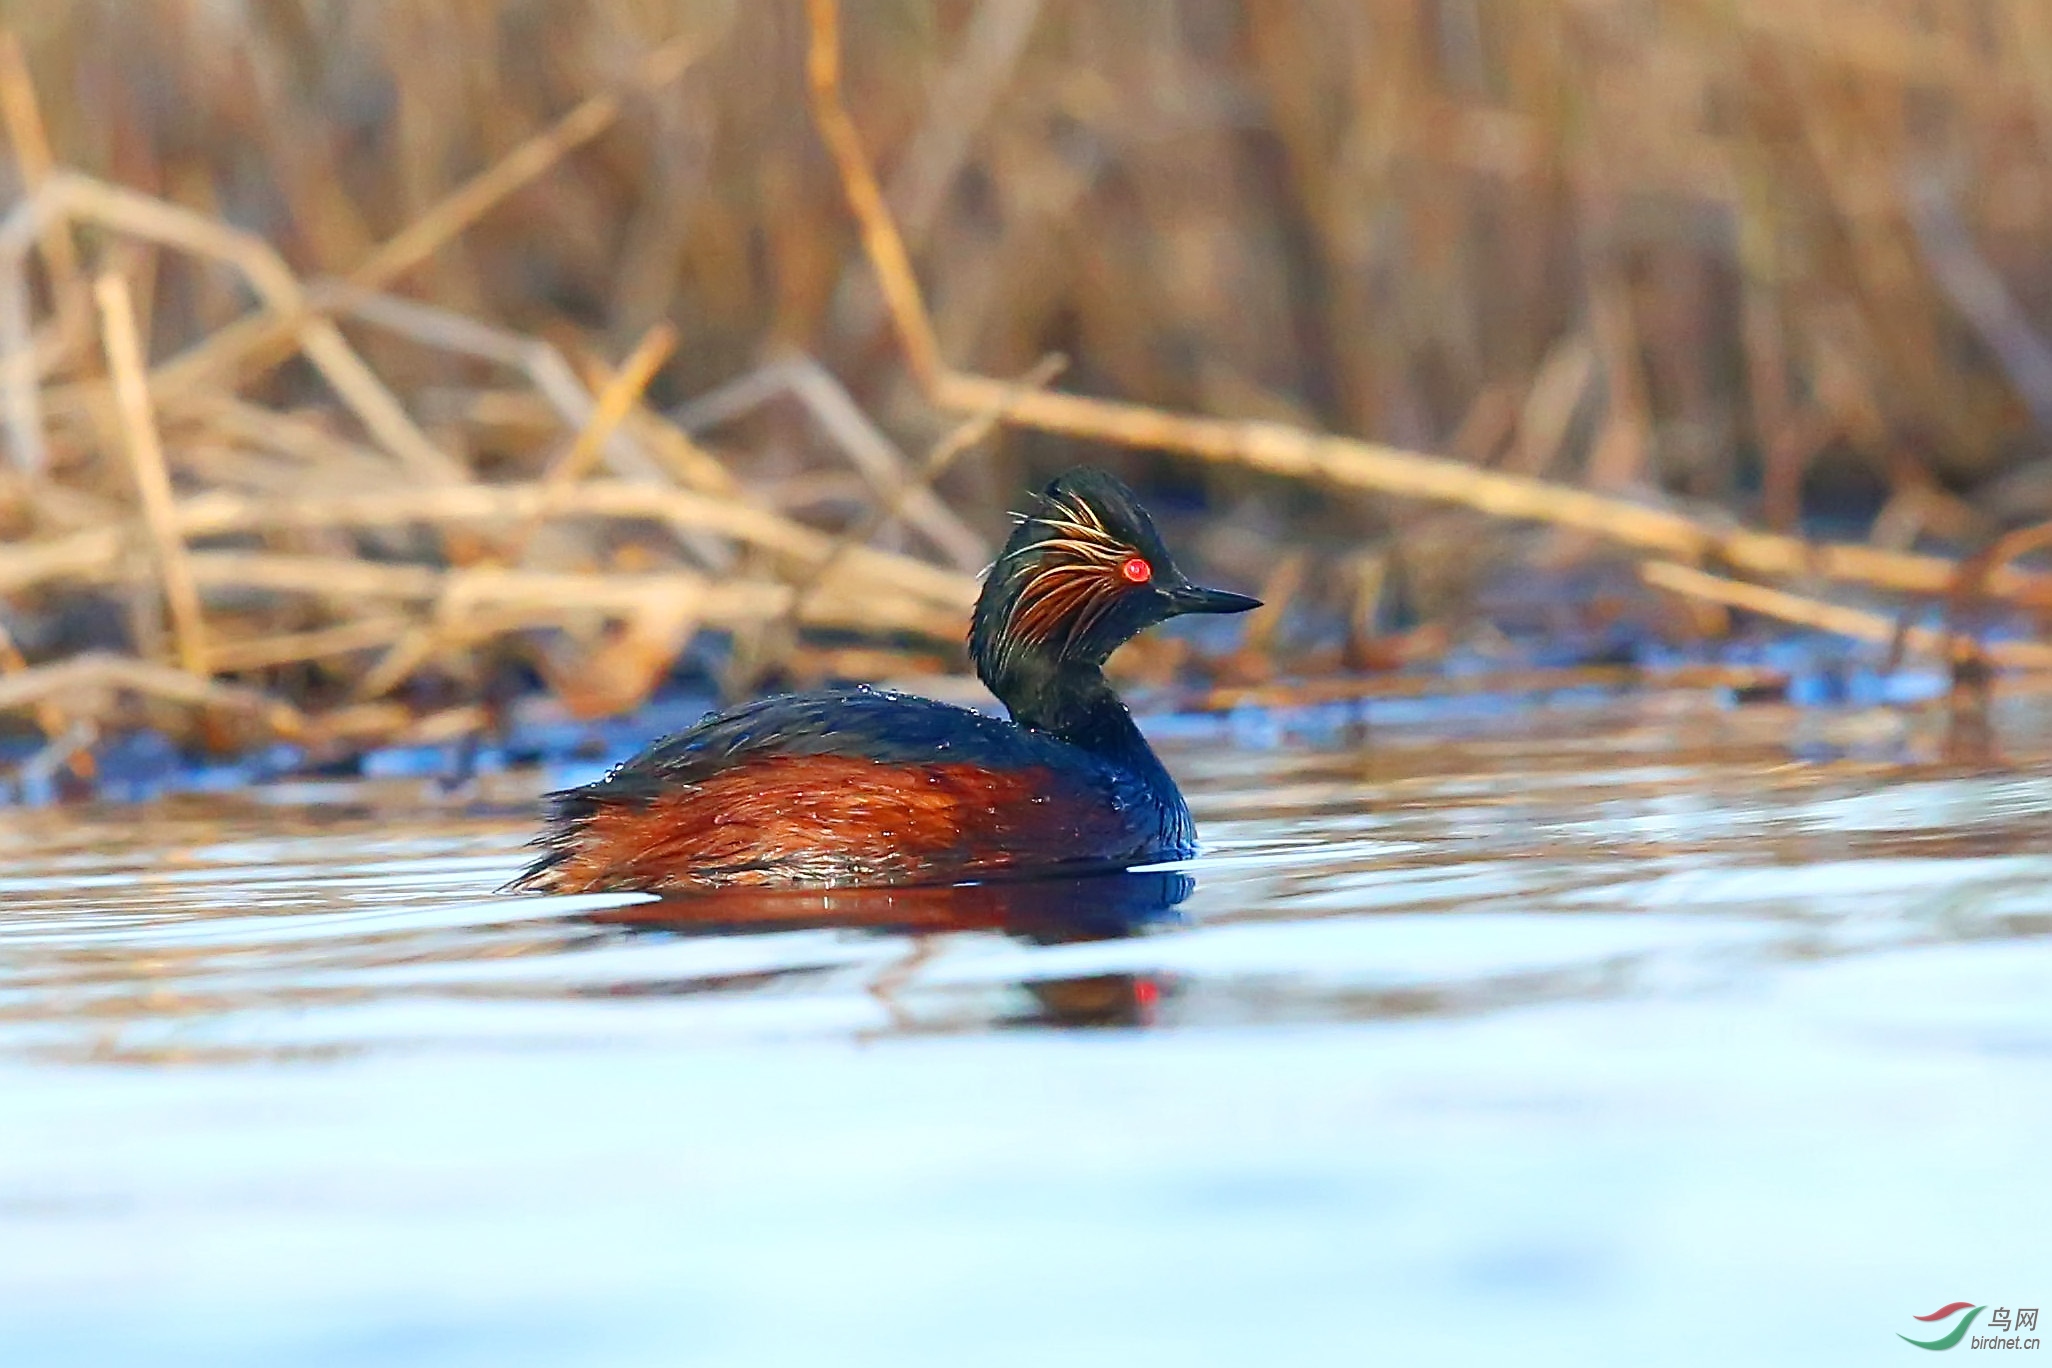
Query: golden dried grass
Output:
[[1, 0, 2051, 766]]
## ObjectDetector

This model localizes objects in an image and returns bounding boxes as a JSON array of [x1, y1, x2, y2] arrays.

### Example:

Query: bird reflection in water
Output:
[[586, 870, 1193, 1030]]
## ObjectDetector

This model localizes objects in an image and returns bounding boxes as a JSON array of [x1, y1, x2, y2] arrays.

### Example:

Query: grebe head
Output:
[[970, 467, 1260, 717]]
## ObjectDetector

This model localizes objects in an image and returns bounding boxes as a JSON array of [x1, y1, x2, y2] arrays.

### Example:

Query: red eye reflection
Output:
[[1120, 556, 1153, 583]]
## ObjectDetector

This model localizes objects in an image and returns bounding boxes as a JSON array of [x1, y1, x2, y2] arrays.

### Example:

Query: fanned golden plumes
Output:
[[989, 489, 1143, 678]]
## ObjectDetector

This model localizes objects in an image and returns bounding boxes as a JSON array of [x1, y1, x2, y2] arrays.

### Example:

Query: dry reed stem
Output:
[[560, 340, 736, 573], [794, 351, 1065, 597], [802, 0, 2052, 612], [741, 351, 1066, 688], [0, 32, 80, 339], [0, 652, 303, 734], [0, 481, 975, 608], [321, 287, 666, 487], [185, 394, 395, 478], [884, 0, 1045, 246], [351, 36, 706, 294], [355, 548, 970, 704], [937, 376, 2052, 602], [1904, 174, 2052, 433], [671, 355, 989, 571], [95, 272, 209, 677], [804, 0, 944, 389], [166, 556, 959, 679], [1640, 561, 2052, 670], [1952, 518, 2052, 613], [135, 35, 710, 406], [1, 174, 460, 480], [612, 406, 740, 497], [509, 321, 677, 560], [347, 629, 468, 705], [1940, 517, 2052, 668], [204, 616, 415, 673], [430, 567, 960, 638], [185, 552, 445, 601], [325, 564, 961, 703], [326, 286, 737, 510], [0, 529, 128, 595], [551, 326, 681, 479], [922, 353, 1068, 484]]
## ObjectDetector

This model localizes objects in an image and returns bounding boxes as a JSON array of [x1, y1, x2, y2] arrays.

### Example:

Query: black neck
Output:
[[997, 661, 1164, 773], [989, 656, 1195, 852]]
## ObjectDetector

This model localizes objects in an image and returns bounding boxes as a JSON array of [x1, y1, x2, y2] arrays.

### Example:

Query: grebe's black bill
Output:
[[1165, 584, 1262, 616]]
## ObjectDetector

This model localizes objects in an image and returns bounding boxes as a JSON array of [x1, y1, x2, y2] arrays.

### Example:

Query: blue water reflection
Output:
[[2, 695, 2050, 1365]]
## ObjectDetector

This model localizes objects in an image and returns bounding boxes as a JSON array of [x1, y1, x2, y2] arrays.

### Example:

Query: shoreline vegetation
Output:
[[3, 0, 2052, 787]]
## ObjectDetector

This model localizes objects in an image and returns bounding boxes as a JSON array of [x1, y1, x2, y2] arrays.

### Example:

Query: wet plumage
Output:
[[513, 467, 1258, 895]]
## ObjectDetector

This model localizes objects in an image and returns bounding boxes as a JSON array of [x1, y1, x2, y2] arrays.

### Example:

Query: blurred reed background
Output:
[[4, 0, 2052, 779]]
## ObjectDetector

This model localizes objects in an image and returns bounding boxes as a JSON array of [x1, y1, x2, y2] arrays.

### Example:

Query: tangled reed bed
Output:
[[4, 0, 2052, 789]]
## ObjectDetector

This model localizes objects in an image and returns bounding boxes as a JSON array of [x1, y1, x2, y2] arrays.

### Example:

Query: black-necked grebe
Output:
[[512, 467, 1258, 894]]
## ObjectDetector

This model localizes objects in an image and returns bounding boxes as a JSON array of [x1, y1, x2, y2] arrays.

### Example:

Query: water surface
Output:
[[3, 691, 2050, 1365]]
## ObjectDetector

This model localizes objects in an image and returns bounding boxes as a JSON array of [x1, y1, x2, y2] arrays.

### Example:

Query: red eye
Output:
[[1120, 556, 1152, 583]]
